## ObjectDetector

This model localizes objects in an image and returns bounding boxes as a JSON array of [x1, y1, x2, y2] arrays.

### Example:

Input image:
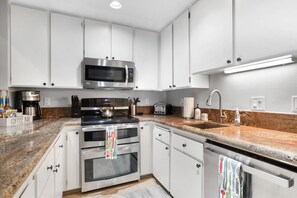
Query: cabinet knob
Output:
[[169, 85, 172, 88], [53, 169, 58, 173], [76, 131, 79, 135], [135, 86, 138, 89], [237, 57, 242, 62], [173, 85, 176, 88], [47, 165, 53, 170], [112, 57, 115, 60], [51, 83, 54, 86], [196, 164, 201, 168], [182, 143, 187, 147], [158, 134, 162, 137], [59, 145, 63, 148], [141, 127, 143, 129], [56, 164, 60, 168], [165, 147, 169, 150], [106, 56, 109, 59], [227, 60, 231, 64], [43, 83, 46, 86]]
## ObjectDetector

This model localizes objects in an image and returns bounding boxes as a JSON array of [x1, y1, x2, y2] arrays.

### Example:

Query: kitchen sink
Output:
[[187, 122, 229, 129]]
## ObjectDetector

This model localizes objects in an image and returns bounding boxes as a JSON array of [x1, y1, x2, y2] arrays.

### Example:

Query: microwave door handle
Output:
[[125, 65, 128, 85]]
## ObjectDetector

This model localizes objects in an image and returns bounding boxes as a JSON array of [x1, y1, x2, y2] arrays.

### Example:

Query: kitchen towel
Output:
[[218, 155, 247, 198], [105, 126, 117, 159]]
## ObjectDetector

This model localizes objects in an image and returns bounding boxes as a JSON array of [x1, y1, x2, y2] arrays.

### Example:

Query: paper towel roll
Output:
[[183, 97, 194, 119]]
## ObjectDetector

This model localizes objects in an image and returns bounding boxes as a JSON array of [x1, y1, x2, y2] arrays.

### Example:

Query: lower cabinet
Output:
[[152, 126, 170, 191], [140, 122, 153, 176], [20, 178, 35, 198]]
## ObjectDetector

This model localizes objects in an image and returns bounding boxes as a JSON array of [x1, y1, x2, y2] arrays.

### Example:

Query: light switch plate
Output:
[[44, 97, 50, 106], [145, 98, 150, 105], [250, 96, 265, 111], [292, 96, 297, 112]]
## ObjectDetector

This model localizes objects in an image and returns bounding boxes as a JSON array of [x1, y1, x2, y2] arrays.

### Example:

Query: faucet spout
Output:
[[206, 89, 226, 123]]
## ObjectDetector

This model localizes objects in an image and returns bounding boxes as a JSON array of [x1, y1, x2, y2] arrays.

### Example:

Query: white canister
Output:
[[183, 97, 194, 119], [201, 113, 208, 121]]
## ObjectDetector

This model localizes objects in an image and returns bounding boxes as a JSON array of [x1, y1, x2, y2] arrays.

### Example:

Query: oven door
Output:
[[81, 143, 140, 192], [82, 58, 135, 89], [80, 123, 139, 149]]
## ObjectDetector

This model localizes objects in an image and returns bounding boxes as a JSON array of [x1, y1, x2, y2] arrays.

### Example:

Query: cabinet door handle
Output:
[[53, 169, 58, 173], [158, 134, 162, 137], [59, 145, 63, 148], [43, 83, 46, 86], [165, 147, 169, 150], [76, 131, 79, 135], [173, 85, 176, 88], [237, 57, 242, 62], [227, 60, 231, 64], [169, 85, 172, 88], [112, 57, 115, 60], [135, 86, 138, 89], [47, 165, 53, 170], [141, 127, 143, 129], [56, 164, 60, 168], [51, 83, 54, 86], [182, 144, 187, 147], [106, 56, 109, 59], [196, 164, 201, 168]]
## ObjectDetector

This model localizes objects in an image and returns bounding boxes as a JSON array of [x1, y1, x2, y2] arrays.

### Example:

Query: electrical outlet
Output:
[[292, 96, 297, 112], [145, 98, 150, 105], [250, 96, 265, 111], [44, 97, 51, 106]]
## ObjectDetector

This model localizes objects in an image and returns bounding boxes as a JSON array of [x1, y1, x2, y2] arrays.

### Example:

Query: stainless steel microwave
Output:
[[82, 58, 135, 89]]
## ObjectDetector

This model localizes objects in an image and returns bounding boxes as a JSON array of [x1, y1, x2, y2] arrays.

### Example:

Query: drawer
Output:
[[172, 133, 203, 161], [35, 148, 54, 198], [153, 126, 170, 145]]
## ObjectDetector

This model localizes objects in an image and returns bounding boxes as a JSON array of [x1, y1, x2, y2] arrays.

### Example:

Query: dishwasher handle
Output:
[[204, 148, 294, 188]]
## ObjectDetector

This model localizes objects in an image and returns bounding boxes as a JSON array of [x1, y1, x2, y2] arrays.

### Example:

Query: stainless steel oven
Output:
[[82, 58, 135, 89], [81, 143, 140, 192], [80, 123, 140, 149]]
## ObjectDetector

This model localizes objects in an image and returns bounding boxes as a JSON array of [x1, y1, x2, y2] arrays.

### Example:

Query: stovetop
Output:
[[81, 116, 139, 126]]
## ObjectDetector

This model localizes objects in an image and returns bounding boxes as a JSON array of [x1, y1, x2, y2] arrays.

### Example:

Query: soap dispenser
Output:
[[194, 104, 201, 120], [235, 108, 240, 126]]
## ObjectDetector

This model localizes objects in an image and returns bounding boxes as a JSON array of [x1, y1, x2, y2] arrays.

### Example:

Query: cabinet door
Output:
[[11, 5, 49, 87], [20, 179, 35, 198], [51, 13, 83, 88], [159, 24, 173, 90], [84, 19, 111, 59], [235, 0, 297, 64], [153, 138, 170, 190], [66, 131, 80, 190], [111, 24, 133, 61], [39, 170, 55, 198], [173, 11, 190, 88], [134, 29, 158, 90], [171, 148, 203, 198], [140, 123, 153, 176], [190, 0, 233, 73], [54, 134, 66, 198]]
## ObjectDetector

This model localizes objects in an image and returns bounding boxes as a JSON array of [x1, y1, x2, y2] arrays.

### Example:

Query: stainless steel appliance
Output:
[[82, 58, 135, 89], [15, 91, 41, 120], [204, 141, 297, 198], [153, 102, 172, 115], [80, 98, 140, 192]]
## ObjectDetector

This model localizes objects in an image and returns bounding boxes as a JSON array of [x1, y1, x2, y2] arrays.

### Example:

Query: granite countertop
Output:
[[137, 115, 297, 168], [0, 118, 80, 198]]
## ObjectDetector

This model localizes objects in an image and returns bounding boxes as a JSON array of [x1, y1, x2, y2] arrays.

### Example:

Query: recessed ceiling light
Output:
[[110, 0, 122, 9]]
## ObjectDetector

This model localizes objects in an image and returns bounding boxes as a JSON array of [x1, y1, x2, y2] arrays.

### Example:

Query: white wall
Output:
[[20, 89, 166, 107], [166, 63, 297, 114], [0, 0, 9, 90]]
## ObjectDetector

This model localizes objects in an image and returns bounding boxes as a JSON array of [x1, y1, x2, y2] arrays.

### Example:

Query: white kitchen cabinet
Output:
[[84, 19, 111, 59], [190, 0, 233, 74], [170, 133, 203, 198], [19, 178, 35, 198], [54, 133, 66, 197], [173, 11, 190, 88], [171, 148, 203, 198], [39, 169, 55, 198], [235, 0, 297, 64], [159, 24, 173, 90], [153, 126, 170, 191], [10, 5, 49, 87], [51, 13, 83, 88], [134, 29, 159, 90], [111, 24, 133, 61], [66, 130, 80, 190], [140, 122, 153, 176]]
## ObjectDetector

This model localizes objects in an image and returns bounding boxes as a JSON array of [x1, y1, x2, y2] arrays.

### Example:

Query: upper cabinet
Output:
[[84, 19, 111, 59], [84, 20, 133, 61], [190, 0, 233, 74], [134, 29, 159, 90], [235, 0, 297, 64], [159, 24, 173, 90], [51, 13, 83, 88], [11, 5, 49, 87], [111, 24, 133, 61]]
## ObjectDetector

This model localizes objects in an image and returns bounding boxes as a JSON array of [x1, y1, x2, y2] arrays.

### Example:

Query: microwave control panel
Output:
[[128, 68, 134, 83]]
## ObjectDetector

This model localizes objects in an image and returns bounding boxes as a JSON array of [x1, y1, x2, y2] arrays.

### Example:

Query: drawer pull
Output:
[[196, 164, 201, 168], [59, 145, 63, 148], [47, 165, 53, 170], [182, 144, 187, 147], [53, 169, 58, 173]]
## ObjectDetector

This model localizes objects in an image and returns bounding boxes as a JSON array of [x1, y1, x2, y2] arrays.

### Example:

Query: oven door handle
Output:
[[82, 124, 139, 132], [125, 65, 128, 85]]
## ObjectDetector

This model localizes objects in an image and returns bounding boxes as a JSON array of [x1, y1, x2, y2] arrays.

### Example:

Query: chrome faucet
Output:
[[206, 89, 226, 123]]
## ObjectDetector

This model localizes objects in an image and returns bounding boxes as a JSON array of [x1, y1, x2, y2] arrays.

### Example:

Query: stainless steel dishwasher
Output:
[[204, 141, 297, 198]]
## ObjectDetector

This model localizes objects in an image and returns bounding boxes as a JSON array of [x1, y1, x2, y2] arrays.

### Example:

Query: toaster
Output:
[[154, 102, 173, 115]]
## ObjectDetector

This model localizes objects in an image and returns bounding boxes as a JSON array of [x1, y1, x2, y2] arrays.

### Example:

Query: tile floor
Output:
[[63, 178, 171, 198]]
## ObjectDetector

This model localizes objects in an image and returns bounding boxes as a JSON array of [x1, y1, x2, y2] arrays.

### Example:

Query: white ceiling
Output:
[[10, 0, 197, 31]]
